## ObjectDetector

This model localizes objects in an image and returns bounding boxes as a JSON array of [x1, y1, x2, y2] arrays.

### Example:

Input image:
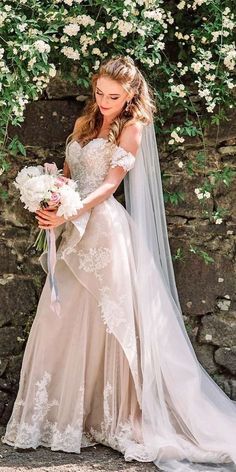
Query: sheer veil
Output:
[[124, 120, 181, 311], [123, 122, 236, 472]]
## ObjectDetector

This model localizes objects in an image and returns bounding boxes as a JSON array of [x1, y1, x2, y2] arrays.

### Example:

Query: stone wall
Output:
[[0, 77, 235, 426]]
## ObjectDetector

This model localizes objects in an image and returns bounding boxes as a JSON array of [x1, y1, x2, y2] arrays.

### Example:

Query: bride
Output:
[[1, 55, 236, 472]]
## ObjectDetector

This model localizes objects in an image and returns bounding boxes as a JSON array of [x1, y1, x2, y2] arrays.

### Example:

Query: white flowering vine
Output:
[[0, 0, 235, 232]]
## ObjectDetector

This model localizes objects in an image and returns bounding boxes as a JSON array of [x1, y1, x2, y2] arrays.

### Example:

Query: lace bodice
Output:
[[65, 138, 136, 199]]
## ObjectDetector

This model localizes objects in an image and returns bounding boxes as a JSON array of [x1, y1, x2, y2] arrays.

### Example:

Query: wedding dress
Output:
[[1, 131, 236, 472]]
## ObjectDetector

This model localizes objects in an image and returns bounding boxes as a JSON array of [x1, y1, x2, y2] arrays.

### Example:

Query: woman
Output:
[[1, 56, 236, 472]]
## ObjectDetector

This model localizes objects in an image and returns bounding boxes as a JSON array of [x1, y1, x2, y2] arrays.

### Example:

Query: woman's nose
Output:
[[101, 95, 109, 106]]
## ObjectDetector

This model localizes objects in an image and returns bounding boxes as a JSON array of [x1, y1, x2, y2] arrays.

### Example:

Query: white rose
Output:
[[14, 166, 44, 189], [19, 174, 55, 211]]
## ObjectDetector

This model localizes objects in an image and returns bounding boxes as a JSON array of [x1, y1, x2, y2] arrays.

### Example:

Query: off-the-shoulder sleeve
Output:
[[110, 146, 136, 172]]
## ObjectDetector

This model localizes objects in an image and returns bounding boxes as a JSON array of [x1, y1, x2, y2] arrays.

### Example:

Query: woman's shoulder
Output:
[[121, 120, 144, 141], [118, 121, 144, 156], [123, 119, 144, 132]]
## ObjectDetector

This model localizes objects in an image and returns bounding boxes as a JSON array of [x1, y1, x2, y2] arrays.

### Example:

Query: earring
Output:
[[125, 100, 132, 113]]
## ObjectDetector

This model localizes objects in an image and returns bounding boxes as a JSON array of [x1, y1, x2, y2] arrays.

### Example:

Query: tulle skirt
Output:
[[2, 196, 236, 471]]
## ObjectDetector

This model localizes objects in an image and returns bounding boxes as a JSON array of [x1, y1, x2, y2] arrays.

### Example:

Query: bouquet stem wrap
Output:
[[46, 228, 61, 318]]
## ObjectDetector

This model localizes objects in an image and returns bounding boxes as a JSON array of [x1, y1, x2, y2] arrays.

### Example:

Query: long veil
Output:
[[123, 122, 236, 472]]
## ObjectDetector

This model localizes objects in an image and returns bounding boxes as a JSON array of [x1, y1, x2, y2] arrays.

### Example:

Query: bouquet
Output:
[[14, 162, 83, 251], [14, 162, 83, 318]]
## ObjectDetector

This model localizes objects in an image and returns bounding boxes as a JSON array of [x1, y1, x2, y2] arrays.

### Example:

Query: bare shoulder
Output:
[[119, 121, 144, 156]]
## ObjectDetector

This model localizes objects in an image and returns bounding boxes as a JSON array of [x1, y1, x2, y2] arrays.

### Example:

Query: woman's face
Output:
[[95, 76, 133, 119]]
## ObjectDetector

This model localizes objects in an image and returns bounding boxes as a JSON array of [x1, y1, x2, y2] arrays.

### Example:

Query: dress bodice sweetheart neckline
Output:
[[68, 137, 135, 159]]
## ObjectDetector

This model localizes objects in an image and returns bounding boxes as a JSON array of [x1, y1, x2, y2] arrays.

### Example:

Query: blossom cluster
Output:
[[14, 163, 83, 218], [0, 0, 235, 227]]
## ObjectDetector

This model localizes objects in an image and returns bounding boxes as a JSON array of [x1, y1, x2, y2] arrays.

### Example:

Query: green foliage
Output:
[[164, 190, 185, 205], [172, 245, 215, 266], [0, 0, 235, 235], [172, 247, 185, 262], [189, 244, 215, 264]]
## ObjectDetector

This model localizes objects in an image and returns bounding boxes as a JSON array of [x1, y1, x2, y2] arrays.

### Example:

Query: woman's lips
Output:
[[100, 106, 110, 110]]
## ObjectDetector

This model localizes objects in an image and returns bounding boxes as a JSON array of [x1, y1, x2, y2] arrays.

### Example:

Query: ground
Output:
[[0, 427, 158, 472]]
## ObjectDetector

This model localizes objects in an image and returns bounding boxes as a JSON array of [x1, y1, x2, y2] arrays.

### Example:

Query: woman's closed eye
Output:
[[96, 91, 119, 100]]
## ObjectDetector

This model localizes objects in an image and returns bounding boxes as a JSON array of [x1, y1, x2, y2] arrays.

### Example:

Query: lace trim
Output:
[[1, 371, 150, 459], [76, 247, 112, 282], [1, 371, 85, 452], [110, 147, 136, 172]]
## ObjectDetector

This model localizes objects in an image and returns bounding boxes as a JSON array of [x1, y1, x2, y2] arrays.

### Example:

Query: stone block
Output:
[[8, 100, 84, 147], [0, 279, 37, 327], [191, 342, 218, 375], [173, 251, 235, 315], [198, 312, 236, 347], [214, 346, 236, 375], [0, 359, 8, 377], [0, 327, 25, 356], [0, 242, 18, 273]]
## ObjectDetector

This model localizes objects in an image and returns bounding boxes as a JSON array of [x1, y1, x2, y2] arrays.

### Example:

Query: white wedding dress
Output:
[[1, 136, 236, 472]]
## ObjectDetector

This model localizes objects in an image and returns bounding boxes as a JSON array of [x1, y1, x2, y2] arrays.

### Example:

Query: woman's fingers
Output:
[[36, 209, 56, 221], [35, 208, 65, 229]]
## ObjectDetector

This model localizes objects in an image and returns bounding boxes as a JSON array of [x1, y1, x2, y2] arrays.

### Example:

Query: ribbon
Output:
[[46, 228, 61, 318]]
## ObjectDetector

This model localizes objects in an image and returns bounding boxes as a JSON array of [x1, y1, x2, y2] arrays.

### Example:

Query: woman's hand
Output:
[[35, 207, 66, 229]]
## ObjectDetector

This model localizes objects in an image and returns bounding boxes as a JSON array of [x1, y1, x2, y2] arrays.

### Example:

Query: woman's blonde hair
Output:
[[67, 55, 157, 147]]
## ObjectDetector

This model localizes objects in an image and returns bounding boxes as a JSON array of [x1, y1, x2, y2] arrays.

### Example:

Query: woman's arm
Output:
[[35, 122, 143, 229]]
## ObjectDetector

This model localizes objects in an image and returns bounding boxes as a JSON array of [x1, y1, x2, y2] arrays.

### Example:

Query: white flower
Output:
[[206, 103, 216, 113], [177, 1, 186, 9], [227, 81, 235, 89], [211, 31, 221, 42], [178, 161, 184, 168], [63, 24, 80, 36], [14, 166, 44, 189], [215, 218, 223, 224], [199, 88, 210, 97], [117, 19, 133, 36], [143, 8, 164, 22], [192, 62, 202, 73], [170, 83, 186, 97], [77, 15, 95, 27], [56, 186, 83, 218], [28, 57, 37, 69], [61, 46, 80, 60], [21, 44, 30, 52], [0, 12, 7, 27], [18, 23, 27, 32], [19, 175, 55, 212], [34, 40, 50, 54], [170, 130, 185, 143], [93, 60, 100, 71], [92, 48, 101, 55], [204, 191, 211, 199], [49, 64, 56, 77], [197, 193, 204, 199]]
